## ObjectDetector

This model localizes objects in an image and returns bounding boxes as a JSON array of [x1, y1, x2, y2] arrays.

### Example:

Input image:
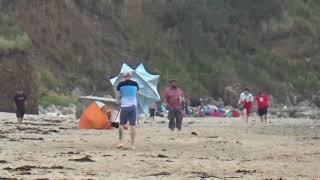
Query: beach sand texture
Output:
[[0, 112, 319, 179]]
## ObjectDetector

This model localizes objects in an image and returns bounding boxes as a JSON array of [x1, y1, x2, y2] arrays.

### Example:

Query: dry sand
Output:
[[0, 112, 319, 180]]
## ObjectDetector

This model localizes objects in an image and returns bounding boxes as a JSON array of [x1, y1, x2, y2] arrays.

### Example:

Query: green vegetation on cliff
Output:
[[135, 0, 320, 98], [0, 14, 31, 54], [2, 0, 320, 107], [77, 0, 320, 98], [39, 95, 76, 108]]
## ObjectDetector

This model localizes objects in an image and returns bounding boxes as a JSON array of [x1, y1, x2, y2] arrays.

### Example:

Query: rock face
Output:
[[223, 84, 242, 107], [0, 54, 38, 113]]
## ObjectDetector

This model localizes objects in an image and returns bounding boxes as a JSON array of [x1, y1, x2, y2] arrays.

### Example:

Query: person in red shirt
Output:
[[164, 80, 184, 131], [255, 91, 270, 123]]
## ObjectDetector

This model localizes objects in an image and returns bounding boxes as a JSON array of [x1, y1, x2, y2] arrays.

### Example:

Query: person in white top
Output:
[[238, 88, 254, 124]]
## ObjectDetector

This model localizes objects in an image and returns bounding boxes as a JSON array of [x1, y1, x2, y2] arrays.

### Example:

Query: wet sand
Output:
[[0, 112, 319, 179]]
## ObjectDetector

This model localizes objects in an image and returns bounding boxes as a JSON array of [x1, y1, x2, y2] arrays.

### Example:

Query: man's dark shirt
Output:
[[14, 94, 27, 109]]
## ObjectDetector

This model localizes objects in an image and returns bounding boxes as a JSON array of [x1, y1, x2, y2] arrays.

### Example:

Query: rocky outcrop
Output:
[[223, 84, 242, 107], [39, 104, 76, 116], [270, 100, 320, 119], [312, 90, 320, 108]]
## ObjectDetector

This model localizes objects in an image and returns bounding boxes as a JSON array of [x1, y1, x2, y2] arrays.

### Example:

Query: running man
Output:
[[116, 72, 139, 149], [13, 89, 27, 126], [255, 91, 270, 123], [238, 88, 254, 124], [164, 79, 185, 131]]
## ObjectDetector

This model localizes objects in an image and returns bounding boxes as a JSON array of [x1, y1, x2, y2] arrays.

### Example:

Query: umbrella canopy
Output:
[[110, 63, 160, 114]]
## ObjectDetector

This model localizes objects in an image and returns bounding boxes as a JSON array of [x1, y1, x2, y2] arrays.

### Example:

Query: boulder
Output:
[[277, 111, 290, 118], [71, 87, 85, 97], [46, 104, 59, 113], [270, 101, 320, 119], [297, 100, 313, 107], [38, 105, 46, 115], [285, 95, 293, 107], [204, 97, 218, 106], [312, 90, 320, 108], [224, 105, 234, 111], [223, 84, 241, 107], [60, 106, 75, 115], [289, 94, 298, 106]]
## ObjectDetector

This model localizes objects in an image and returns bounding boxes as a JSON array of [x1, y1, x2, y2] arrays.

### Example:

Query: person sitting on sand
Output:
[[164, 79, 185, 131], [13, 89, 27, 126], [238, 88, 254, 125], [255, 91, 270, 123], [116, 72, 139, 149]]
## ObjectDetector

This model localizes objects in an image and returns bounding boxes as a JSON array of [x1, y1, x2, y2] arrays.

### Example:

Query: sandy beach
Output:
[[0, 112, 319, 180]]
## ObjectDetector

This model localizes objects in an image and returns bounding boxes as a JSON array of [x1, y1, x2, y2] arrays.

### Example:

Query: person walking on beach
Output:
[[116, 72, 139, 149], [238, 88, 254, 124], [164, 80, 185, 131], [255, 91, 270, 123], [149, 103, 156, 120], [13, 89, 27, 126]]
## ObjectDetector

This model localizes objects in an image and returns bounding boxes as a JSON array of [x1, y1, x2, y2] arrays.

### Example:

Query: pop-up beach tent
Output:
[[79, 100, 119, 129], [110, 63, 161, 114]]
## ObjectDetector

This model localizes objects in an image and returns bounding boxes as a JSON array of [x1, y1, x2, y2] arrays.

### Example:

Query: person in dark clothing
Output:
[[13, 89, 27, 125], [149, 103, 156, 120]]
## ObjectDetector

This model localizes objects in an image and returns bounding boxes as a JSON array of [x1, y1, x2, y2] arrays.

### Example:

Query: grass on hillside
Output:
[[39, 95, 77, 107], [34, 65, 60, 95]]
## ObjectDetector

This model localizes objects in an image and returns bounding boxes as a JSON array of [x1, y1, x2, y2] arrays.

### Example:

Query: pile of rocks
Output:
[[270, 100, 320, 119], [39, 104, 76, 116]]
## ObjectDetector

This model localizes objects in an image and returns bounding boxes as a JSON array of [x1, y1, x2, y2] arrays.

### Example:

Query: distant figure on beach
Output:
[[256, 91, 270, 123], [149, 103, 156, 120], [13, 89, 27, 126], [238, 88, 254, 124], [164, 79, 185, 131], [116, 72, 139, 149]]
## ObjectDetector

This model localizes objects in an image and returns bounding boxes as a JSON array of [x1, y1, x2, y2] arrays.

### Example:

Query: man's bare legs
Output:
[[118, 125, 136, 149], [18, 118, 22, 125], [118, 125, 124, 148], [17, 117, 23, 128], [130, 126, 136, 149]]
